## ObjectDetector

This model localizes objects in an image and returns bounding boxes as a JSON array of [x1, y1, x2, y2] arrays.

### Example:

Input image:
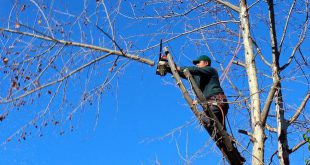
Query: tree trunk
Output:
[[266, 0, 290, 164], [275, 88, 290, 165], [239, 0, 265, 164]]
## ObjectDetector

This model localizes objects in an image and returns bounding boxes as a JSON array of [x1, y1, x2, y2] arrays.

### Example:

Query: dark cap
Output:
[[193, 55, 211, 65]]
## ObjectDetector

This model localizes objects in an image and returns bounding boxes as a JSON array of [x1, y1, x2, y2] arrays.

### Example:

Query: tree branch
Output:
[[0, 53, 113, 104], [129, 1, 211, 19], [289, 140, 307, 153], [213, 0, 240, 13], [278, 0, 297, 54], [289, 93, 310, 125], [139, 20, 239, 52], [29, 0, 54, 38], [252, 38, 272, 67], [232, 60, 246, 67], [238, 129, 255, 142], [164, 48, 202, 121], [261, 80, 279, 126], [280, 11, 309, 71], [0, 27, 155, 66], [248, 0, 261, 10], [266, 124, 277, 133]]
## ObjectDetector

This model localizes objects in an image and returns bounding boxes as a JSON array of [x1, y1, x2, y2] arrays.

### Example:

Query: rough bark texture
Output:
[[239, 0, 265, 164]]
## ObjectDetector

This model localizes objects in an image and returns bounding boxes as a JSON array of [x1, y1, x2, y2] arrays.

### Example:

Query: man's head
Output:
[[193, 55, 211, 68]]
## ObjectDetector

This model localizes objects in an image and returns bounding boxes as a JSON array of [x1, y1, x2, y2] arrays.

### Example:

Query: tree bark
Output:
[[266, 0, 290, 164], [239, 0, 265, 164]]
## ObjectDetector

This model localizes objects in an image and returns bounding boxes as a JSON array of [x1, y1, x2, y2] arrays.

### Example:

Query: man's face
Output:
[[196, 60, 209, 68]]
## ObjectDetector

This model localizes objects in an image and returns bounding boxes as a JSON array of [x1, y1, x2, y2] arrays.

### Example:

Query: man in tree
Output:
[[169, 55, 229, 137], [158, 54, 240, 161]]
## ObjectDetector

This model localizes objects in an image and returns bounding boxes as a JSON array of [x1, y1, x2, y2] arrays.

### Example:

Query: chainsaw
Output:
[[156, 39, 169, 76]]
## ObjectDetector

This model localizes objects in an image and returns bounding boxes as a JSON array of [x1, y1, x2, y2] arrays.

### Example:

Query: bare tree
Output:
[[0, 0, 309, 164]]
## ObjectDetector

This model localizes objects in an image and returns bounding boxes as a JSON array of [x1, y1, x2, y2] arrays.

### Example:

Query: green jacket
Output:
[[179, 66, 224, 98]]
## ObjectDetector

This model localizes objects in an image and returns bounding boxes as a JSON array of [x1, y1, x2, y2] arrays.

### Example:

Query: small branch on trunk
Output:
[[289, 140, 307, 153], [238, 129, 255, 142], [266, 124, 277, 133], [232, 60, 246, 67], [213, 0, 240, 13]]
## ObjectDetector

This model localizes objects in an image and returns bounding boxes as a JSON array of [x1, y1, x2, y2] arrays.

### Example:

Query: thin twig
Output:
[[139, 20, 239, 52], [29, 0, 54, 38], [279, 0, 297, 54], [0, 53, 113, 104]]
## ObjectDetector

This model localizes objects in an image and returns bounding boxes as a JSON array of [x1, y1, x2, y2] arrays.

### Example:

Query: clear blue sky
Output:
[[0, 0, 309, 165]]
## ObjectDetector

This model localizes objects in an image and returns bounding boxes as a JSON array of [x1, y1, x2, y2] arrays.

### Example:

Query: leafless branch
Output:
[[2, 81, 63, 145], [29, 0, 54, 38], [232, 60, 246, 67], [100, 0, 116, 48], [139, 20, 239, 52], [265, 124, 277, 133], [289, 140, 307, 153], [0, 52, 112, 104], [252, 38, 272, 67], [268, 150, 278, 165], [248, 0, 261, 10], [0, 27, 154, 66], [280, 12, 309, 71], [213, 0, 240, 13], [289, 93, 310, 125], [261, 80, 279, 126], [139, 119, 196, 144], [123, 1, 211, 19], [278, 0, 297, 54], [238, 129, 254, 140]]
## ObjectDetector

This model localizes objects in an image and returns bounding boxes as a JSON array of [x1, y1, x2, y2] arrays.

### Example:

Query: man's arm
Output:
[[166, 64, 188, 79], [180, 66, 212, 77]]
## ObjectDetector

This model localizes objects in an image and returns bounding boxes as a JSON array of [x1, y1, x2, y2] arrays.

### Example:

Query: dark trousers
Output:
[[203, 93, 229, 145]]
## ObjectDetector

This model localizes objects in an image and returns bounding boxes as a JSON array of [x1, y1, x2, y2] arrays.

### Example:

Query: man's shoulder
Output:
[[202, 66, 216, 71]]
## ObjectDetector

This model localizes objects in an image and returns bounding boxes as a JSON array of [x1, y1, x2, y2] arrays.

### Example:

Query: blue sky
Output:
[[0, 0, 309, 165]]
